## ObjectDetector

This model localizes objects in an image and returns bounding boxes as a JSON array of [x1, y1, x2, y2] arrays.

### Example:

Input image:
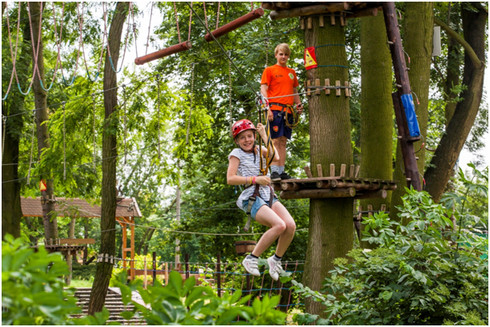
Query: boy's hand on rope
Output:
[[267, 109, 273, 121], [295, 103, 304, 115]]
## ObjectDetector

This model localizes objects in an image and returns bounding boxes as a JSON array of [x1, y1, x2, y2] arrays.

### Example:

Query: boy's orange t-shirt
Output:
[[261, 64, 299, 112]]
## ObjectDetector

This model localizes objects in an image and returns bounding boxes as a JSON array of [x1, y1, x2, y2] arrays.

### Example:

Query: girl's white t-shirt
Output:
[[228, 146, 272, 208]]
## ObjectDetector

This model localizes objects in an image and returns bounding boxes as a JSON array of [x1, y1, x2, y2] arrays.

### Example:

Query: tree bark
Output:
[[302, 15, 353, 317], [443, 3, 462, 123], [30, 2, 58, 240], [88, 2, 129, 315], [359, 14, 393, 241], [424, 3, 486, 202], [391, 2, 433, 217], [2, 4, 33, 240]]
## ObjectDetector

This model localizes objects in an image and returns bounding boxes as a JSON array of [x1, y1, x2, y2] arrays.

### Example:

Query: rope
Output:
[[215, 2, 220, 29], [203, 2, 208, 31], [156, 74, 162, 159], [81, 2, 106, 82], [92, 93, 97, 172], [62, 102, 66, 181], [173, 2, 181, 43], [21, 2, 43, 96], [228, 57, 233, 133], [61, 2, 84, 87], [145, 2, 154, 55], [131, 3, 139, 58], [26, 114, 36, 185], [188, 2, 193, 41], [2, 2, 21, 100], [2, 115, 7, 156], [122, 85, 128, 164], [107, 2, 132, 73], [187, 3, 261, 110], [185, 63, 195, 145]]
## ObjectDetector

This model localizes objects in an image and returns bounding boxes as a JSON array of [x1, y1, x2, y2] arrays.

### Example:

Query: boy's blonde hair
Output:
[[275, 43, 291, 56]]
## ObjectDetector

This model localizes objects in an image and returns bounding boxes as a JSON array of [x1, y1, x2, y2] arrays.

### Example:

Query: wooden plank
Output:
[[330, 163, 336, 177], [315, 78, 321, 95], [355, 165, 360, 178], [307, 80, 312, 96], [319, 15, 324, 27], [355, 189, 388, 200], [303, 166, 313, 178], [349, 164, 355, 177], [59, 238, 95, 245], [269, 3, 349, 20], [336, 80, 341, 96], [330, 13, 336, 25], [307, 17, 312, 29], [280, 187, 356, 199]]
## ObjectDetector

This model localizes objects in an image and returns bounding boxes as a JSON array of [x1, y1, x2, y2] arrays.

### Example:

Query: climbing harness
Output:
[[268, 102, 300, 129]]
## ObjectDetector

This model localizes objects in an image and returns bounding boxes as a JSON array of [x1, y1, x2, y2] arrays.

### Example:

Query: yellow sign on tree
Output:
[[304, 47, 318, 70]]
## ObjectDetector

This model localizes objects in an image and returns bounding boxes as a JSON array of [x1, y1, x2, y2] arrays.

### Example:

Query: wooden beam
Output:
[[270, 3, 349, 20], [355, 189, 388, 199], [345, 7, 380, 19], [135, 41, 192, 65], [205, 8, 264, 42], [280, 187, 356, 199]]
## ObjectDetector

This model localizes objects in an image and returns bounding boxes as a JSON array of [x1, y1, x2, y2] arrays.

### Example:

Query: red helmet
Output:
[[232, 119, 256, 139]]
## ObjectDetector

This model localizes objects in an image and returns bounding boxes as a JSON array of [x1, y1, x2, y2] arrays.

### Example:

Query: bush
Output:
[[113, 270, 287, 325], [2, 235, 110, 325], [292, 189, 488, 325], [2, 235, 81, 324]]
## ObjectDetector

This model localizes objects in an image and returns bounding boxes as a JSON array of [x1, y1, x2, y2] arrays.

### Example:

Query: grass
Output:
[[69, 279, 93, 288]]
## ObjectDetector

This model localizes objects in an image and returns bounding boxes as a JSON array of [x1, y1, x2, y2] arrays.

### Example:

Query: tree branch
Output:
[[434, 17, 483, 69]]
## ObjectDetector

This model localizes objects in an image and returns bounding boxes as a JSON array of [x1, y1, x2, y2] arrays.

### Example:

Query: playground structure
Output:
[[21, 197, 141, 282]]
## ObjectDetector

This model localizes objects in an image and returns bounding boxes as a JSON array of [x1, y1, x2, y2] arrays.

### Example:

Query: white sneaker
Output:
[[242, 256, 260, 276], [267, 256, 284, 281]]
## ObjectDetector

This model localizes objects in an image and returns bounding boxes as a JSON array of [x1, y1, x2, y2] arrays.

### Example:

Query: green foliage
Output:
[[113, 270, 287, 325], [290, 189, 488, 325], [2, 235, 81, 325]]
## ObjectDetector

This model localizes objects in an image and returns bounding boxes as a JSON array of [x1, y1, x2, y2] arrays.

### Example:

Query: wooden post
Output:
[[330, 163, 336, 177], [382, 2, 421, 191], [280, 187, 356, 199], [324, 78, 331, 95], [152, 252, 157, 286], [164, 262, 169, 286], [144, 257, 148, 289], [316, 164, 323, 177], [304, 166, 313, 178], [185, 253, 190, 279], [217, 252, 222, 297]]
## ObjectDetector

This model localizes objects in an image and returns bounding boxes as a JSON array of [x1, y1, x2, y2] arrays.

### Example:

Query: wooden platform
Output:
[[273, 164, 397, 200]]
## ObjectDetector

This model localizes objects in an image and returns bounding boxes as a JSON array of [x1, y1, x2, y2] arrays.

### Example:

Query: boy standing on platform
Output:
[[260, 43, 303, 181]]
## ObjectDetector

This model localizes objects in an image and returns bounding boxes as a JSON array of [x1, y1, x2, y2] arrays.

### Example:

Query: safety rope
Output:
[[81, 2, 106, 82], [215, 2, 220, 29], [92, 93, 97, 172], [130, 2, 139, 58], [61, 2, 84, 86], [26, 114, 36, 185], [156, 74, 162, 160], [173, 2, 181, 43], [107, 2, 132, 73], [62, 102, 66, 181], [2, 2, 21, 100], [185, 63, 195, 145], [122, 85, 128, 164], [145, 2, 154, 55], [2, 115, 7, 156]]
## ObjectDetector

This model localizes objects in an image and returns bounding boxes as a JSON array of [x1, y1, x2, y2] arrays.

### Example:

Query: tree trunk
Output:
[[29, 2, 58, 240], [302, 15, 353, 317], [391, 2, 433, 217], [2, 4, 33, 240], [444, 3, 462, 123], [359, 14, 393, 242], [424, 3, 486, 202], [88, 2, 129, 315]]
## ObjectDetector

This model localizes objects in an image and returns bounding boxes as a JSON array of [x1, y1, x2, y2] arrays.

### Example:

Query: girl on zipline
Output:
[[227, 119, 296, 281]]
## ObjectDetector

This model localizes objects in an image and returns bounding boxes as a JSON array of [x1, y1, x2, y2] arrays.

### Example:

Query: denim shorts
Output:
[[242, 196, 278, 220]]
